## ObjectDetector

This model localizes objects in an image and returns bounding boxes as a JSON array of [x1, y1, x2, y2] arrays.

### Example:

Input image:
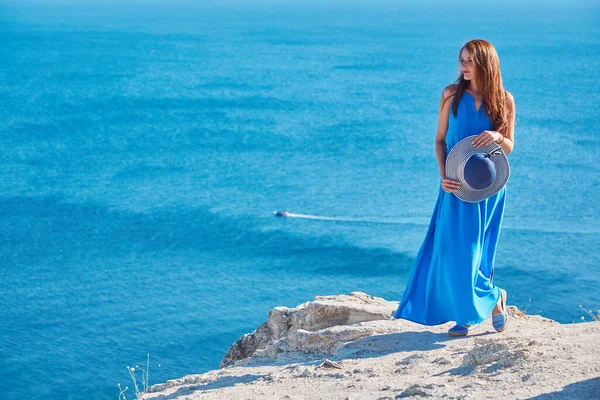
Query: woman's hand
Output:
[[472, 130, 503, 147], [441, 178, 461, 193]]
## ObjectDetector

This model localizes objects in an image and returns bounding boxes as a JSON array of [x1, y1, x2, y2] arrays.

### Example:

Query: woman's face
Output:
[[460, 48, 476, 82]]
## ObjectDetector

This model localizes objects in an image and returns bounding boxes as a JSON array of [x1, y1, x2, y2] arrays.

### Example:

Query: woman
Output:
[[394, 39, 516, 337]]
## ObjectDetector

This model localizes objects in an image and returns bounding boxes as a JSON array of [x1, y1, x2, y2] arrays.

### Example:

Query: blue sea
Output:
[[0, 1, 599, 399]]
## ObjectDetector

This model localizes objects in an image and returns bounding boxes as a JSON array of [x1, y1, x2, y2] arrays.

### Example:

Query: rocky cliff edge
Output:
[[141, 292, 600, 399]]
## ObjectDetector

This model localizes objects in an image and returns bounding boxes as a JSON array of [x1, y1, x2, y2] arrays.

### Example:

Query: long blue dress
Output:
[[394, 92, 504, 326]]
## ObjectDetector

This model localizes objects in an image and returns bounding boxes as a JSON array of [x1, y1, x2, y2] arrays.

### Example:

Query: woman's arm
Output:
[[435, 86, 454, 178], [497, 92, 515, 154], [436, 86, 462, 193]]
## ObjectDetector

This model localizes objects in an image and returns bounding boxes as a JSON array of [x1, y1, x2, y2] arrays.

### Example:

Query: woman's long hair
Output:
[[451, 39, 508, 134]]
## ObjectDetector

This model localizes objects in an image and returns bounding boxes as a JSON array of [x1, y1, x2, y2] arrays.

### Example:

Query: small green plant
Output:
[[118, 354, 161, 400], [578, 304, 600, 322]]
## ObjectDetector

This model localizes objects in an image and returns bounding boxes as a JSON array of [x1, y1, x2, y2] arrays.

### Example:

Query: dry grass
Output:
[[119, 354, 160, 400], [578, 304, 600, 322]]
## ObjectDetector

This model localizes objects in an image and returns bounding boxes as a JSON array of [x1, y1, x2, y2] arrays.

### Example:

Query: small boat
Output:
[[274, 210, 289, 217]]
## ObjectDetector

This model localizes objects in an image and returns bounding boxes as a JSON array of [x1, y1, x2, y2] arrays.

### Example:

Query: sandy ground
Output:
[[140, 313, 600, 399]]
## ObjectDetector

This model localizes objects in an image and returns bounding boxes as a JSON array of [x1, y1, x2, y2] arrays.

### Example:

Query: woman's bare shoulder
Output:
[[440, 84, 457, 110], [442, 84, 458, 100], [504, 90, 515, 109]]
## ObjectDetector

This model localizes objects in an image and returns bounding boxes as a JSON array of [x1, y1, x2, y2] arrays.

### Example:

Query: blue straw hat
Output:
[[445, 135, 510, 203]]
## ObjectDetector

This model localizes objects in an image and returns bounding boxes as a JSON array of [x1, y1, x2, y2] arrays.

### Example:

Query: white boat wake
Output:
[[273, 211, 422, 225]]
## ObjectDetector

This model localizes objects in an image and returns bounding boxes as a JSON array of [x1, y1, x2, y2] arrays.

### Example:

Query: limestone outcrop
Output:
[[220, 292, 399, 367]]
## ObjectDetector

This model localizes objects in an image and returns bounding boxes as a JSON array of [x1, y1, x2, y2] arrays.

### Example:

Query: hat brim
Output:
[[445, 135, 510, 203]]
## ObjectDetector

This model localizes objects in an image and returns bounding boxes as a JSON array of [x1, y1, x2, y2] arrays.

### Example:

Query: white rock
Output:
[[141, 293, 600, 400], [221, 292, 398, 367]]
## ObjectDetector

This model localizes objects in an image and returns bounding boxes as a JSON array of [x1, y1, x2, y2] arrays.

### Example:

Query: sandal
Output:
[[448, 323, 480, 337], [492, 289, 508, 332]]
